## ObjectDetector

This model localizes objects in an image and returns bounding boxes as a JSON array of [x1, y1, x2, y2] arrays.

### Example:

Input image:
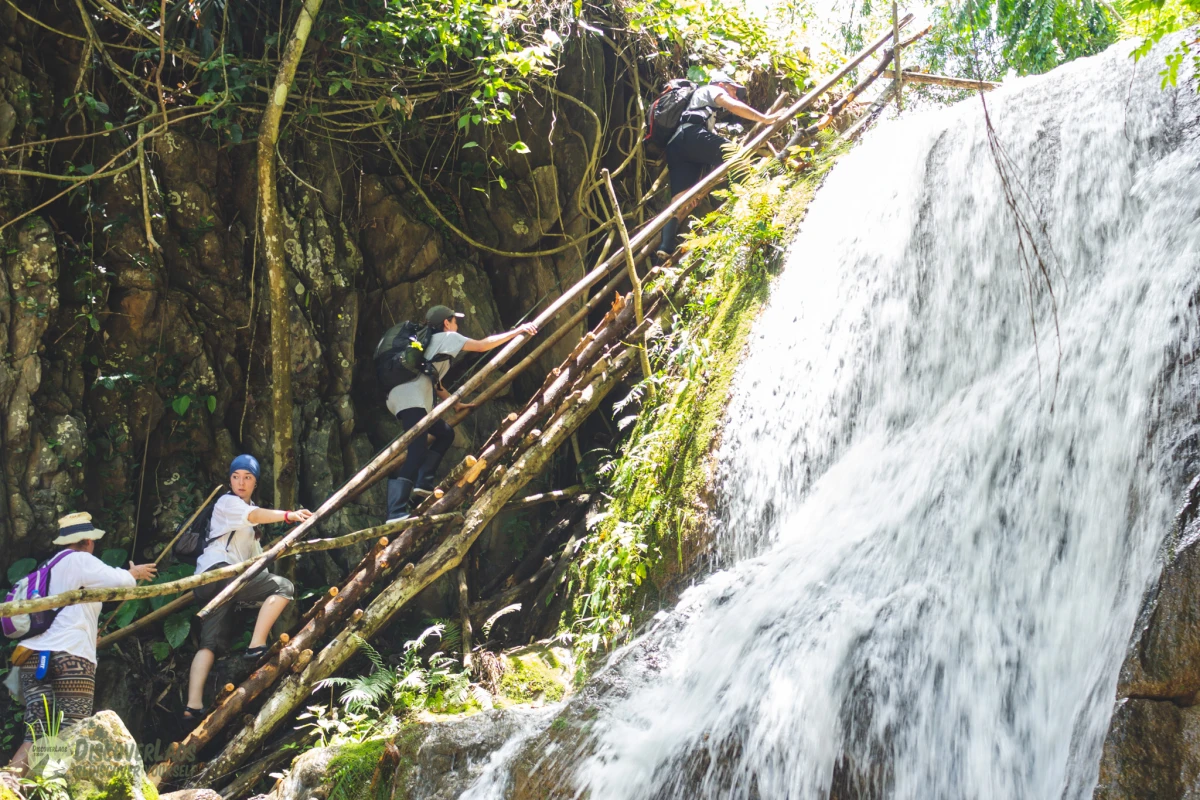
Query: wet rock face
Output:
[[1093, 698, 1200, 800], [0, 20, 620, 571]]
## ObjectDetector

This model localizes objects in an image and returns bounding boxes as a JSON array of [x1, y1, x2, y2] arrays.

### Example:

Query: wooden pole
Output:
[[901, 70, 1000, 91], [892, 0, 903, 111], [602, 168, 654, 389], [504, 486, 585, 511], [0, 515, 458, 618], [456, 567, 473, 671], [780, 18, 912, 158], [101, 484, 223, 633], [197, 14, 913, 621]]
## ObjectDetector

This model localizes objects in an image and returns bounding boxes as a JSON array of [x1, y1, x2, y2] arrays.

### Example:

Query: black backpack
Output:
[[644, 79, 697, 148], [173, 492, 233, 562], [374, 321, 437, 393]]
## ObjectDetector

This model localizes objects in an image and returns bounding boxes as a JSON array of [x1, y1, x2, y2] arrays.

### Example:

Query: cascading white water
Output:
[[462, 34, 1200, 800]]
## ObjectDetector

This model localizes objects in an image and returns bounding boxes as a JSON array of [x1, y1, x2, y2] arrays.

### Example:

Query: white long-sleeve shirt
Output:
[[21, 551, 136, 664], [195, 494, 263, 574]]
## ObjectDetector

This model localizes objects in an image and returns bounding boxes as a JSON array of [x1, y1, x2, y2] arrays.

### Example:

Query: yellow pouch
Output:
[[10, 645, 33, 667]]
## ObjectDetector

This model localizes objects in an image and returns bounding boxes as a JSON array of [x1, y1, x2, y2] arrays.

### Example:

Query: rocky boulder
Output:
[[46, 710, 156, 800]]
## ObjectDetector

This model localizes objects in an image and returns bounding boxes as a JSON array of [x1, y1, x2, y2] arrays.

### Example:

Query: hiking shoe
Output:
[[243, 645, 269, 660]]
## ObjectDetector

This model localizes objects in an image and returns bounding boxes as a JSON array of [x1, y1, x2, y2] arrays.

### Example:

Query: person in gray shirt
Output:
[[385, 305, 538, 521], [658, 70, 785, 260]]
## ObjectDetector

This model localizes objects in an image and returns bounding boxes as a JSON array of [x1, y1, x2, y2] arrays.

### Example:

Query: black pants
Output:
[[387, 407, 454, 518], [666, 124, 730, 196]]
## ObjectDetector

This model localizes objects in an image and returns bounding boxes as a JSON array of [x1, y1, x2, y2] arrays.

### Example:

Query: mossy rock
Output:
[[78, 769, 158, 800], [497, 644, 574, 705]]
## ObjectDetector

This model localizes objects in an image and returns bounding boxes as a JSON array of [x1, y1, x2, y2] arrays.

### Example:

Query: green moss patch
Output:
[[497, 644, 573, 705]]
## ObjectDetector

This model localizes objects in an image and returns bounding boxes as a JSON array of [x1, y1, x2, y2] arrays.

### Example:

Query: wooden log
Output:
[[901, 70, 999, 91], [525, 534, 586, 641], [503, 486, 586, 511], [197, 20, 910, 621], [188, 349, 636, 786], [469, 559, 555, 628], [891, 0, 903, 110], [456, 567, 473, 671], [0, 514, 459, 618], [97, 592, 194, 650], [481, 493, 590, 598]]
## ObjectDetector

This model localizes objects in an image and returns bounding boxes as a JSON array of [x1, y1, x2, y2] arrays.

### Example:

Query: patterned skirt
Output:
[[19, 652, 96, 743]]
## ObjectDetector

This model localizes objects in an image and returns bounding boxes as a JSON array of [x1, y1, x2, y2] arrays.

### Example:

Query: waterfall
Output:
[[463, 34, 1200, 800]]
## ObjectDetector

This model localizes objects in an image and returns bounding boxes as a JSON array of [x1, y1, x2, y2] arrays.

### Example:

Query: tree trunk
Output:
[[257, 0, 324, 511]]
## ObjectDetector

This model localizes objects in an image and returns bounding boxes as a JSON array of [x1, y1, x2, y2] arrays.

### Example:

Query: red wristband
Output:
[[283, 510, 292, 523]]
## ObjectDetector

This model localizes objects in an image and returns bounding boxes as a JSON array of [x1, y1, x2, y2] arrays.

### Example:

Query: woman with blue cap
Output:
[[182, 454, 312, 727]]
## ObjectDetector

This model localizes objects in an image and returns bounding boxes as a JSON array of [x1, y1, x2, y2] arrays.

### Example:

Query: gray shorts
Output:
[[192, 565, 294, 654]]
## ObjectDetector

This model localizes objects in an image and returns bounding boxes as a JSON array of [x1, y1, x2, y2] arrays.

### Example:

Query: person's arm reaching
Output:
[[714, 92, 786, 125], [247, 508, 313, 525], [460, 322, 538, 353]]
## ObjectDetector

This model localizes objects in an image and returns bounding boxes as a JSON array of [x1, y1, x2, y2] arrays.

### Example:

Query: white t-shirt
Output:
[[21, 551, 136, 665], [386, 331, 469, 415], [195, 494, 263, 574]]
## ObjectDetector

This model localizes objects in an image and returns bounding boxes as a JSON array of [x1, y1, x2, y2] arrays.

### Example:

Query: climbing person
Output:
[[4, 513, 157, 775], [656, 70, 786, 261], [182, 454, 311, 729], [384, 305, 538, 522]]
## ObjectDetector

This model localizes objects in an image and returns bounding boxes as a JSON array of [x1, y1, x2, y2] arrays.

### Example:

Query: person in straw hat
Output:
[[4, 513, 157, 775]]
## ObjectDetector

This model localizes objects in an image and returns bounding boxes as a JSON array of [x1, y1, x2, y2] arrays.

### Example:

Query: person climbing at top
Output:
[[656, 70, 787, 261], [383, 305, 537, 522], [4, 513, 157, 775], [181, 454, 312, 729]]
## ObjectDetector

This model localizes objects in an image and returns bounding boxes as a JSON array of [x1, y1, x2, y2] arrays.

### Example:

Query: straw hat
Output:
[[52, 512, 106, 545]]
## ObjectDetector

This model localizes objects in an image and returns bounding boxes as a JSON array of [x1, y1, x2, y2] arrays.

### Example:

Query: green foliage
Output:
[[99, 549, 127, 568], [567, 146, 845, 652], [1123, 0, 1200, 88], [621, 0, 812, 83], [6, 559, 37, 585], [305, 627, 475, 746], [915, 0, 1119, 79]]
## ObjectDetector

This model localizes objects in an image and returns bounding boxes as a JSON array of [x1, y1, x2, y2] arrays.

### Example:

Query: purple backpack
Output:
[[2, 551, 73, 639]]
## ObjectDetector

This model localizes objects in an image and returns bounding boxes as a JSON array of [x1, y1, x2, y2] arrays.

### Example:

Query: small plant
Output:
[[307, 626, 476, 744]]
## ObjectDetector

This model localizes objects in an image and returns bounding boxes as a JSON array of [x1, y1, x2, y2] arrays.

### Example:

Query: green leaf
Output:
[[172, 395, 192, 416], [206, 395, 217, 413], [462, 141, 480, 149], [89, 315, 100, 332], [508, 141, 531, 154], [99, 548, 128, 568], [497, 175, 508, 190], [6, 558, 38, 585], [164, 612, 191, 649], [112, 599, 144, 629], [328, 81, 341, 96], [150, 641, 170, 662]]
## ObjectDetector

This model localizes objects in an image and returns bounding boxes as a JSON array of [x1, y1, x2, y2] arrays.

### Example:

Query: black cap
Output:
[[426, 305, 465, 328]]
